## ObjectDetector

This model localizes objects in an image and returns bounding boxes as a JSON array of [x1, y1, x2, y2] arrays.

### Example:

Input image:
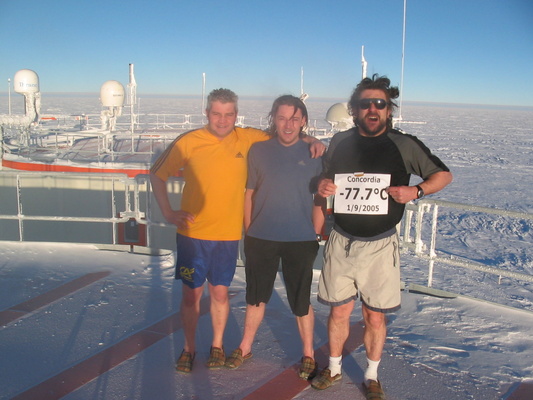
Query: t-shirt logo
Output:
[[235, 152, 244, 158]]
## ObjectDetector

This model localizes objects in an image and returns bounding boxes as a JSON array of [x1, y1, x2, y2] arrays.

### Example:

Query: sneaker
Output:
[[298, 356, 318, 380], [224, 348, 253, 369], [175, 350, 195, 374], [363, 379, 386, 399], [206, 346, 225, 369], [311, 368, 342, 390]]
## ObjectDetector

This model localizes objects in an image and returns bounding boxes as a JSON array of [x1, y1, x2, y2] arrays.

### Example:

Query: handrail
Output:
[[2, 113, 332, 164], [401, 199, 533, 286], [0, 170, 532, 310]]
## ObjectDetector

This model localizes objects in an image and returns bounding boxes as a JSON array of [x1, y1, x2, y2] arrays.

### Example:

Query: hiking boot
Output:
[[176, 350, 195, 374], [311, 368, 342, 390], [206, 346, 225, 369], [298, 356, 318, 380]]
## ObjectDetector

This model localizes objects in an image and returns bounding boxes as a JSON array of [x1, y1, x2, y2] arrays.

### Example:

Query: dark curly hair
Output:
[[347, 74, 400, 130]]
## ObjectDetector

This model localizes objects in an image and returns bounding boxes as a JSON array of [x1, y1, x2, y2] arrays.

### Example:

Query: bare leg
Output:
[[296, 305, 315, 359], [238, 303, 266, 355], [181, 285, 204, 353], [328, 300, 355, 357], [208, 283, 230, 349], [361, 304, 387, 362]]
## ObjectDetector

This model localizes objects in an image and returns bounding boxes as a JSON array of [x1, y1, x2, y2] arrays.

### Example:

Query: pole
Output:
[[361, 46, 367, 79], [398, 0, 407, 122], [201, 73, 206, 116], [8, 78, 11, 115]]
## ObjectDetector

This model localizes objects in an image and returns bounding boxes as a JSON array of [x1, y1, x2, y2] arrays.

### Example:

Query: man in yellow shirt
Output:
[[150, 89, 324, 373]]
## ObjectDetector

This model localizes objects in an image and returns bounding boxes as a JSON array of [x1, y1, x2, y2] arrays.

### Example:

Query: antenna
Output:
[[398, 0, 407, 122], [299, 67, 309, 102], [128, 64, 137, 132], [300, 67, 304, 96], [361, 45, 368, 79], [202, 73, 206, 115], [7, 78, 11, 115]]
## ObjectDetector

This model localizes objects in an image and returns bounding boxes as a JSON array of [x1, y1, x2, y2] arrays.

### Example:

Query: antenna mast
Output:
[[398, 0, 407, 122], [361, 46, 368, 79], [7, 78, 12, 115], [202, 73, 206, 115], [128, 64, 137, 132], [299, 67, 309, 102], [300, 67, 304, 95]]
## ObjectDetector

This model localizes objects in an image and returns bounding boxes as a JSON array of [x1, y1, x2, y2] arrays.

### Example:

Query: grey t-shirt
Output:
[[246, 138, 323, 241]]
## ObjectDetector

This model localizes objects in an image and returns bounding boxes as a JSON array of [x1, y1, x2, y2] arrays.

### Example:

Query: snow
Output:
[[1, 96, 532, 399]]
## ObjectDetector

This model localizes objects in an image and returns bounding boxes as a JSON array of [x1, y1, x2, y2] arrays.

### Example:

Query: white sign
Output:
[[334, 172, 390, 215]]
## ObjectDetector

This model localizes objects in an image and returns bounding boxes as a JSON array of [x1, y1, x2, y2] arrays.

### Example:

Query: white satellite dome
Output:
[[326, 102, 353, 131], [14, 69, 39, 94], [100, 80, 125, 107]]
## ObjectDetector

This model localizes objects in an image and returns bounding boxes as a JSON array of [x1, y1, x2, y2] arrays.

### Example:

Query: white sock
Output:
[[328, 355, 342, 376], [364, 357, 380, 383]]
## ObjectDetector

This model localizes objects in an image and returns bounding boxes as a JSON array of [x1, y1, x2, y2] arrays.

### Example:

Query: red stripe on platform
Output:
[[11, 292, 237, 400], [0, 271, 111, 326], [506, 381, 533, 400], [243, 320, 365, 400], [2, 159, 149, 178]]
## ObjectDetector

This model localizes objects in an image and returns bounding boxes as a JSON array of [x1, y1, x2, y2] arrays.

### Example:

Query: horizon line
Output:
[[0, 92, 532, 110]]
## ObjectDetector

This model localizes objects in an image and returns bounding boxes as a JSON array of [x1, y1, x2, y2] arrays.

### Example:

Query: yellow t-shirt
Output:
[[151, 126, 269, 240]]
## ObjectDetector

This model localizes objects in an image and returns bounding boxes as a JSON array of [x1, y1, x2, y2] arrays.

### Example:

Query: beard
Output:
[[355, 115, 388, 137]]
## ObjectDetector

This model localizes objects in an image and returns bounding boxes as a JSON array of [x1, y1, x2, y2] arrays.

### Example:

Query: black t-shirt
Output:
[[324, 128, 449, 238]]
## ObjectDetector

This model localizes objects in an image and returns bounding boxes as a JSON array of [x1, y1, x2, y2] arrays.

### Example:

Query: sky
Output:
[[1, 0, 532, 106]]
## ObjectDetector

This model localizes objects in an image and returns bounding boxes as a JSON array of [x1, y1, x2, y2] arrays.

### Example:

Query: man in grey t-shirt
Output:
[[224, 95, 325, 381]]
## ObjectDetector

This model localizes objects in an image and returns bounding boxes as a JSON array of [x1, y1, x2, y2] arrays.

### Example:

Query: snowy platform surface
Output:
[[0, 241, 532, 400]]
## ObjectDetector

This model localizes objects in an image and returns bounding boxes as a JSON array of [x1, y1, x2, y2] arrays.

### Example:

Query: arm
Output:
[[312, 194, 327, 236], [150, 173, 194, 229], [301, 134, 326, 158], [243, 188, 254, 233], [387, 171, 453, 204], [317, 177, 337, 198]]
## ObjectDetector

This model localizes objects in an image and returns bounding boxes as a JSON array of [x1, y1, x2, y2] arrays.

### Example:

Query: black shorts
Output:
[[244, 235, 319, 317]]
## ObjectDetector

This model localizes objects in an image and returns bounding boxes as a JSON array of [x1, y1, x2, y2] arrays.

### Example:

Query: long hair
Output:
[[347, 74, 399, 130], [206, 88, 238, 113], [267, 95, 308, 136]]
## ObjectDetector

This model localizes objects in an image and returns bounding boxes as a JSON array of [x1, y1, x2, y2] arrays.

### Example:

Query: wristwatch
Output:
[[415, 184, 425, 199], [316, 234, 322, 242]]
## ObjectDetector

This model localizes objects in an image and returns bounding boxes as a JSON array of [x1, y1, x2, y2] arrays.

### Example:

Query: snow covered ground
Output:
[[1, 95, 532, 399], [0, 242, 531, 399]]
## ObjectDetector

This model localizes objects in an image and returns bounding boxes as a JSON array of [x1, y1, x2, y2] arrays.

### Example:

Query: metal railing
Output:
[[1, 170, 532, 310], [0, 171, 147, 245], [1, 112, 332, 166], [401, 199, 533, 286]]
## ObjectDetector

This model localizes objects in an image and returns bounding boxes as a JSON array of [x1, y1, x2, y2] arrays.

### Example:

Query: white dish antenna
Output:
[[326, 102, 353, 132], [100, 80, 125, 107], [14, 69, 39, 94]]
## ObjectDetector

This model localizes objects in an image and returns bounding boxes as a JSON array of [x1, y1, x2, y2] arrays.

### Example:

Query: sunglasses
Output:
[[358, 98, 388, 110]]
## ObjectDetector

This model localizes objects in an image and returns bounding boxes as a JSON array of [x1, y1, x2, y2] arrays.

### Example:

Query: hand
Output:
[[309, 140, 326, 158], [386, 186, 417, 204], [164, 210, 195, 230], [318, 178, 337, 197]]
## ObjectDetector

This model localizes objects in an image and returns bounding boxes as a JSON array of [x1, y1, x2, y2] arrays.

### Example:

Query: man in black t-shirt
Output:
[[311, 75, 453, 398]]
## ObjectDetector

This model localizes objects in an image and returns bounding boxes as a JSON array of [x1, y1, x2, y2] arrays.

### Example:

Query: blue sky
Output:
[[1, 0, 532, 106]]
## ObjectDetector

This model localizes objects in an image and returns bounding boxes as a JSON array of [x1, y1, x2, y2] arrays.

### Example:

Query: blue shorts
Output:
[[175, 234, 239, 289]]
